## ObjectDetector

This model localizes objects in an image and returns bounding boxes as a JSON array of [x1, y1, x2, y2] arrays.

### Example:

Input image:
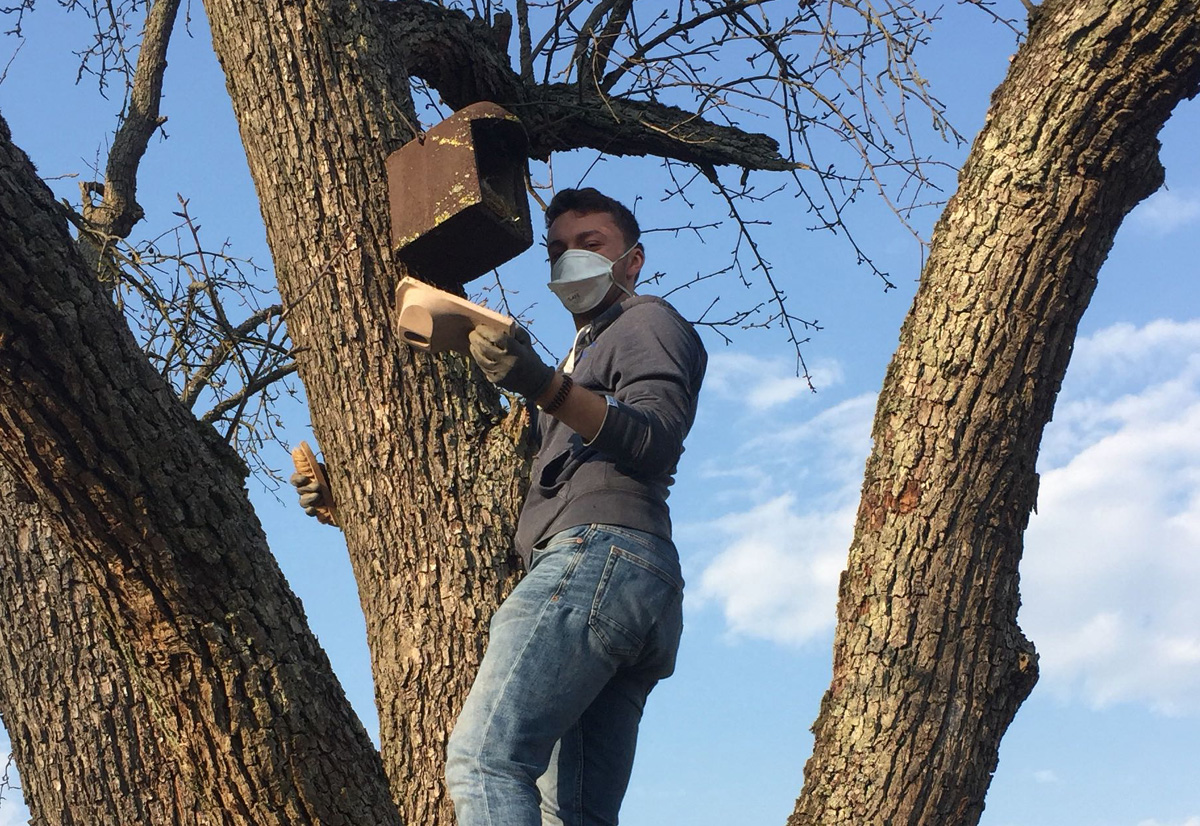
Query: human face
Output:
[[546, 210, 644, 320]]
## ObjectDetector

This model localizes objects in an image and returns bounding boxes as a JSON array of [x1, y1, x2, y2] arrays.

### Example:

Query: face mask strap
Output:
[[611, 242, 639, 296]]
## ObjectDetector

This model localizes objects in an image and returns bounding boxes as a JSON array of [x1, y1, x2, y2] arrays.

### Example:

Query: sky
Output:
[[1, 2, 1199, 825]]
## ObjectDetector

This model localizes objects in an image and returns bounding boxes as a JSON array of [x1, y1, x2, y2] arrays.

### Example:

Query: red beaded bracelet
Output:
[[541, 373, 573, 414]]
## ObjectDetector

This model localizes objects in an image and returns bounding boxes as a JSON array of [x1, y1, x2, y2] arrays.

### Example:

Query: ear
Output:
[[622, 244, 645, 288]]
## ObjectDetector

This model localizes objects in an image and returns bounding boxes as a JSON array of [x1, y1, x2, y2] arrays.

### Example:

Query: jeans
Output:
[[446, 524, 685, 826]]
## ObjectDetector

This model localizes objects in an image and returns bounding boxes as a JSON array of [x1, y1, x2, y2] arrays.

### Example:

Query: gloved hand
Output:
[[290, 466, 334, 523], [469, 324, 555, 400]]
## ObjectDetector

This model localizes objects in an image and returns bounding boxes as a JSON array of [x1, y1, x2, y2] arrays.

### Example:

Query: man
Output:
[[294, 188, 706, 825]]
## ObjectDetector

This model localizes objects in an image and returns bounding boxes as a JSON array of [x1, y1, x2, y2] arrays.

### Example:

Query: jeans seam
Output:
[[589, 550, 632, 652], [551, 542, 586, 601], [608, 544, 684, 591], [593, 526, 683, 589], [588, 546, 681, 658], [592, 523, 658, 552], [472, 589, 565, 825], [572, 721, 585, 825]]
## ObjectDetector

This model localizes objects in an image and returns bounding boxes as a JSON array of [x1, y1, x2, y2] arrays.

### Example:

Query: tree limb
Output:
[[791, 0, 1200, 821], [200, 363, 298, 425], [79, 0, 182, 248], [599, 0, 767, 92], [377, 0, 799, 172], [180, 304, 286, 410], [0, 110, 403, 826], [590, 0, 634, 80], [520, 83, 802, 170]]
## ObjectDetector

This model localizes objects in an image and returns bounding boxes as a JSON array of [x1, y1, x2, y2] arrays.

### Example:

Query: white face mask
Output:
[[547, 246, 636, 314]]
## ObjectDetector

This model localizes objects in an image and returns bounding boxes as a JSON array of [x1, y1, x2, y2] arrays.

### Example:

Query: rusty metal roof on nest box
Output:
[[386, 102, 533, 288]]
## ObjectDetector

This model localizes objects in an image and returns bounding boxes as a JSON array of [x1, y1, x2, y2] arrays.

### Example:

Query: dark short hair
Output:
[[545, 188, 641, 248]]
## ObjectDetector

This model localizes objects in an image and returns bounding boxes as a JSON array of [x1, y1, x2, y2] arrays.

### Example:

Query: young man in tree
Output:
[[294, 187, 706, 825]]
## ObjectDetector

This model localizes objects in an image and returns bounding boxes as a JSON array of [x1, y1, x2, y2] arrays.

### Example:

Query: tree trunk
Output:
[[0, 114, 400, 825], [791, 1, 1200, 823], [0, 462, 217, 824], [199, 0, 529, 821]]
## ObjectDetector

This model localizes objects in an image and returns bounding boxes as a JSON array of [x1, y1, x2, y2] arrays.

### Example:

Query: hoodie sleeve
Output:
[[584, 302, 706, 476]]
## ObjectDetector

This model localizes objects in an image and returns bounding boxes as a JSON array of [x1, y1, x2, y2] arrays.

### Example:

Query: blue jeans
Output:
[[446, 524, 685, 826]]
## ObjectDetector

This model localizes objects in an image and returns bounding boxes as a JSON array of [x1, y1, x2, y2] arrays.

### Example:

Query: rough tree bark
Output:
[[197, 1, 528, 820], [0, 463, 209, 824], [790, 1, 1200, 824], [0, 115, 401, 824]]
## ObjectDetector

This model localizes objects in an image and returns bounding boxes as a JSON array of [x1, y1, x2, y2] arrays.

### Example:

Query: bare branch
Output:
[[199, 363, 298, 426], [0, 751, 20, 808], [530, 0, 590, 67], [600, 0, 769, 92], [702, 163, 821, 385], [180, 303, 286, 409], [515, 0, 534, 81], [0, 0, 35, 37], [0, 35, 24, 84], [570, 0, 619, 85], [590, 0, 634, 77], [519, 83, 803, 170], [378, 0, 800, 172], [78, 0, 182, 275]]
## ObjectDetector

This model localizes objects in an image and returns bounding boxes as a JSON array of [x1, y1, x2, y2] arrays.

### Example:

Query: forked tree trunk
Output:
[[791, 1, 1200, 823], [199, 0, 528, 821], [0, 115, 400, 824]]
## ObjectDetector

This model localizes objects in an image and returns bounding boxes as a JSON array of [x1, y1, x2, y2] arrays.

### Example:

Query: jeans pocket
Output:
[[530, 525, 591, 567], [588, 544, 682, 659]]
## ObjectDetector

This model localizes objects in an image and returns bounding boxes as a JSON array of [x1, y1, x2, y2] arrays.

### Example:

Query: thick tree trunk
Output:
[[791, 1, 1200, 824], [0, 451, 352, 826], [0, 115, 400, 825], [0, 463, 211, 824], [199, 0, 529, 821]]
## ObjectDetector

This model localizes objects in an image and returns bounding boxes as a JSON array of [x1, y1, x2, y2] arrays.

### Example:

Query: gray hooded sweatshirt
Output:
[[514, 295, 707, 564]]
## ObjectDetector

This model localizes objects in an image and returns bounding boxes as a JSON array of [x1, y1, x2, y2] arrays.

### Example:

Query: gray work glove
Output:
[[290, 468, 331, 519], [469, 324, 555, 400]]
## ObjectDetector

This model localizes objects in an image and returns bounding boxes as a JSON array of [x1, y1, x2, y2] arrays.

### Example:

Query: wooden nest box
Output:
[[386, 103, 533, 288]]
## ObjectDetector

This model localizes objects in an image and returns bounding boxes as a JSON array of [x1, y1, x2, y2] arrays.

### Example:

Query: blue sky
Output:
[[2, 3, 1199, 825]]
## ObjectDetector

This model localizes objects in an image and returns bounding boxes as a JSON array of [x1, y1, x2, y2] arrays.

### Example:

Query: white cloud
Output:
[[691, 316, 1200, 719], [704, 351, 843, 411], [688, 392, 875, 646], [1021, 319, 1200, 715], [691, 494, 852, 645], [1128, 188, 1200, 235], [1068, 319, 1200, 371], [694, 319, 1200, 717], [1136, 819, 1200, 826], [690, 390, 874, 511], [1032, 769, 1059, 784], [756, 393, 876, 481]]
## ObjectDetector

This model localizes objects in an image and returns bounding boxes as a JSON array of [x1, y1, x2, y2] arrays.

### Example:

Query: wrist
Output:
[[537, 373, 573, 414]]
